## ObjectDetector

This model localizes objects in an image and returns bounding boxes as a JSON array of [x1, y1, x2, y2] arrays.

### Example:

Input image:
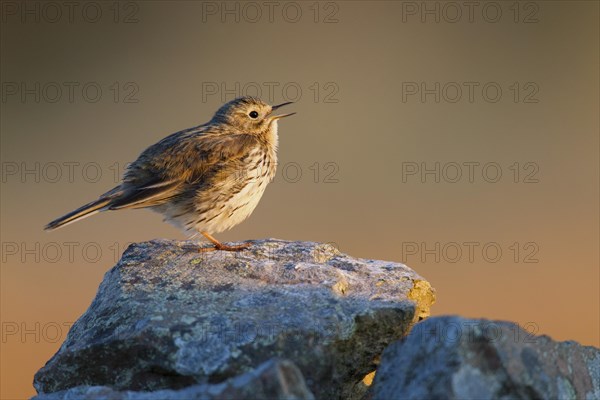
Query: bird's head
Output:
[[211, 96, 295, 135]]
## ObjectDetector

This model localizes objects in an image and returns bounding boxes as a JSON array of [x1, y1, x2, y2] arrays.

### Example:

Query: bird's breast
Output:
[[187, 146, 277, 234]]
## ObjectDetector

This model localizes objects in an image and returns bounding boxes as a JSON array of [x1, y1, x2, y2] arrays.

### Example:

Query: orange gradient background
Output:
[[1, 1, 598, 398]]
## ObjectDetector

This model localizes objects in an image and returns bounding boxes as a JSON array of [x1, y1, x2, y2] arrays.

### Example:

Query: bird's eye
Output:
[[249, 111, 259, 119]]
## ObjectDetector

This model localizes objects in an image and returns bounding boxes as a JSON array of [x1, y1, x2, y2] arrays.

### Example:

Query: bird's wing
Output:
[[107, 128, 257, 211], [107, 178, 182, 210]]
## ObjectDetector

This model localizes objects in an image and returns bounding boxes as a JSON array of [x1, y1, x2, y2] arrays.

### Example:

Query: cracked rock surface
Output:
[[34, 239, 435, 399], [371, 316, 600, 400]]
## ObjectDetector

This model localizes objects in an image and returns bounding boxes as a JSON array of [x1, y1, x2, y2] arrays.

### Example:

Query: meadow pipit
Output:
[[45, 97, 295, 251]]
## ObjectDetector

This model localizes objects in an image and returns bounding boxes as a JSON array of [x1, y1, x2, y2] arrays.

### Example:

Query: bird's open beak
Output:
[[270, 102, 296, 120]]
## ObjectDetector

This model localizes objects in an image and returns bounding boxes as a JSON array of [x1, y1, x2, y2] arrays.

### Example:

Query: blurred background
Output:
[[1, 1, 598, 398]]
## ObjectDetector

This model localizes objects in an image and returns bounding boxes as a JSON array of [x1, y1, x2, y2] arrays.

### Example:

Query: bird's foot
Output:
[[199, 242, 251, 252], [198, 231, 251, 252]]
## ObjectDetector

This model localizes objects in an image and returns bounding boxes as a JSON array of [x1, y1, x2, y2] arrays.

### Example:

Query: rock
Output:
[[371, 316, 600, 400], [34, 239, 435, 399], [33, 358, 314, 400]]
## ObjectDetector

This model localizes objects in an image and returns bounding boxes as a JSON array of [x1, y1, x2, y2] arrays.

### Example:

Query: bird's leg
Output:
[[199, 231, 251, 252]]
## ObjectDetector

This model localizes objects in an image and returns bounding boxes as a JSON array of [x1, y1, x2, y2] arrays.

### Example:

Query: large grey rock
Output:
[[33, 358, 314, 400], [34, 239, 435, 399], [372, 316, 600, 400]]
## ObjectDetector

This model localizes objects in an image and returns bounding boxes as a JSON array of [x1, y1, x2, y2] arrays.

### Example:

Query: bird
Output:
[[44, 96, 295, 251]]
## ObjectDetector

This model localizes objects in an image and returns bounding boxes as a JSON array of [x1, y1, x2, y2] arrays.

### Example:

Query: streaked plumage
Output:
[[45, 97, 295, 251]]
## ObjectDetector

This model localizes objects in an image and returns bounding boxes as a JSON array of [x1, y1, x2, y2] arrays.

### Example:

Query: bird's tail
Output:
[[44, 197, 113, 231]]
